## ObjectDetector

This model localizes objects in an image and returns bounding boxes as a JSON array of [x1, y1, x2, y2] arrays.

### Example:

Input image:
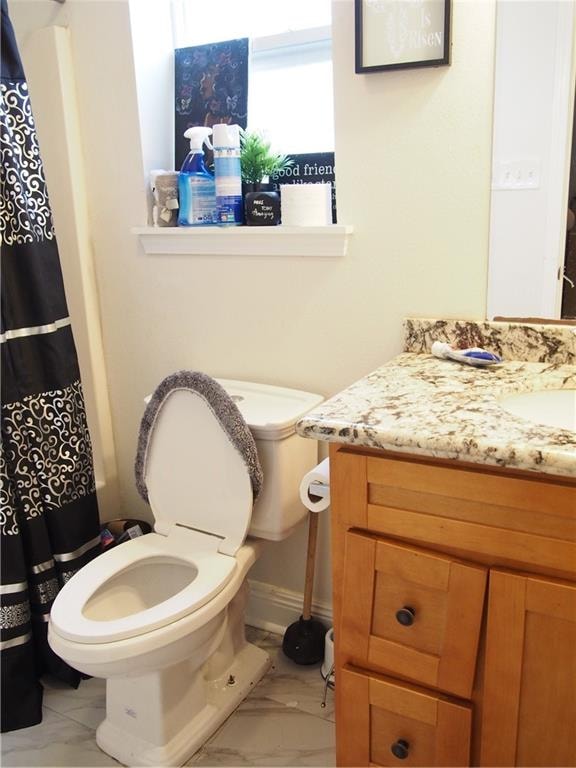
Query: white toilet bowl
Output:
[[49, 529, 256, 677], [49, 532, 268, 767], [48, 375, 323, 767]]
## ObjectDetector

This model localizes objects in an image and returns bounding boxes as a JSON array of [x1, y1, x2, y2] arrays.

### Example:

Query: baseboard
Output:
[[246, 579, 333, 636]]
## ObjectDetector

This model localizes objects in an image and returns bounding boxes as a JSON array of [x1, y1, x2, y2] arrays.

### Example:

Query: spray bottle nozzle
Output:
[[184, 127, 213, 152]]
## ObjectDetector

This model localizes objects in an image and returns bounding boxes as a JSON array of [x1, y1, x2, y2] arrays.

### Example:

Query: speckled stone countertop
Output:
[[297, 320, 576, 479], [405, 317, 576, 364]]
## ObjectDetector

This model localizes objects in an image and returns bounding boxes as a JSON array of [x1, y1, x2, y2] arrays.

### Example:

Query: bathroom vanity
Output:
[[297, 319, 576, 767]]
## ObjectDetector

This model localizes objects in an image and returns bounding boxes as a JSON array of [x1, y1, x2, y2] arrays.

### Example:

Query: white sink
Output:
[[499, 389, 576, 431]]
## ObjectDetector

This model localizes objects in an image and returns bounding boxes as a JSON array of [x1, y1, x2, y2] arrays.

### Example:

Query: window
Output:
[[170, 0, 334, 154]]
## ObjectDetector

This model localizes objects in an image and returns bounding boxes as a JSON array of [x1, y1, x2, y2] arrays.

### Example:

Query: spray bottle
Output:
[[178, 127, 217, 226], [213, 123, 243, 225]]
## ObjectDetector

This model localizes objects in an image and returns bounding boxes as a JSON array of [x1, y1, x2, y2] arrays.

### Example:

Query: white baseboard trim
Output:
[[246, 579, 333, 636]]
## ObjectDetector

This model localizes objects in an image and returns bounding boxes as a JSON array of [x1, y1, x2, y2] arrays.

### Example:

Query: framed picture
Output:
[[174, 38, 249, 170], [355, 0, 451, 73]]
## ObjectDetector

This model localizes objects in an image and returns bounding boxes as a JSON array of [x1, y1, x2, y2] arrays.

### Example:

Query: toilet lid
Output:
[[143, 388, 253, 555]]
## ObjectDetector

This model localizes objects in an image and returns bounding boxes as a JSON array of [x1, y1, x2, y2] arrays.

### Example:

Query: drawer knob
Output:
[[395, 606, 416, 626], [391, 739, 410, 760]]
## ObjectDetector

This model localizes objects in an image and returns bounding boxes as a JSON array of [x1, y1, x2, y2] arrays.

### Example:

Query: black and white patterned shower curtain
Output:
[[1, 0, 101, 732]]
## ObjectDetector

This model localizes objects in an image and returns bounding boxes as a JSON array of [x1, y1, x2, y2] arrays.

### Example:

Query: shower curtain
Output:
[[1, 0, 101, 732]]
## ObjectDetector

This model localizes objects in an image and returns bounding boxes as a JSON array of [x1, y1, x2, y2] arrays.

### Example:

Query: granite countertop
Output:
[[296, 319, 576, 479]]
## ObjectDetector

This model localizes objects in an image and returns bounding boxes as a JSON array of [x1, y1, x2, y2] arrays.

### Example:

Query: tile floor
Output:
[[1, 628, 335, 767]]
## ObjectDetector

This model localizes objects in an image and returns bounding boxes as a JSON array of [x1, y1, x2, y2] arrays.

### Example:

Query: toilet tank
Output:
[[217, 379, 324, 541]]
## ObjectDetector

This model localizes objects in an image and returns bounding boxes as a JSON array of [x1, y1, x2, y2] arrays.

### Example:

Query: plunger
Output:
[[282, 510, 326, 664]]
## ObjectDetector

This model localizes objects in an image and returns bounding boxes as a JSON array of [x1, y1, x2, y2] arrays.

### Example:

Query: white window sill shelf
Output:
[[133, 225, 353, 258]]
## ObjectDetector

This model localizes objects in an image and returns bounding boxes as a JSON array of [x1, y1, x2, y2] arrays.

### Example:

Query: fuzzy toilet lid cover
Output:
[[134, 370, 263, 504]]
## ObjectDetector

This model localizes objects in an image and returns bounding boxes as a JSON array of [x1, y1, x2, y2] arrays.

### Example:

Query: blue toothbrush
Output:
[[431, 342, 502, 367]]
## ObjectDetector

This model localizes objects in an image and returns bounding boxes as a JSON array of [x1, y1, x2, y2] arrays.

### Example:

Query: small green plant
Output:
[[240, 130, 293, 186]]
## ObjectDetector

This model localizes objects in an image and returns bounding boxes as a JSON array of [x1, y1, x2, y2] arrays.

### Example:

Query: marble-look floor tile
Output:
[[42, 675, 106, 730], [189, 699, 335, 767], [245, 625, 272, 646], [245, 628, 335, 721], [3, 628, 335, 768], [1, 707, 120, 767]]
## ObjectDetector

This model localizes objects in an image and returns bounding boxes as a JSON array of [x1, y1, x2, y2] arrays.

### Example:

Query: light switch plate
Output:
[[492, 158, 541, 190]]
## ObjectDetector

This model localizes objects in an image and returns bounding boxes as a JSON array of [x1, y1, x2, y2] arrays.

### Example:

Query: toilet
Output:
[[48, 373, 323, 767]]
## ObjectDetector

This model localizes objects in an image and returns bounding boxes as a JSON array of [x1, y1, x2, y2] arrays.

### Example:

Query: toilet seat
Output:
[[48, 541, 261, 681], [50, 530, 236, 644]]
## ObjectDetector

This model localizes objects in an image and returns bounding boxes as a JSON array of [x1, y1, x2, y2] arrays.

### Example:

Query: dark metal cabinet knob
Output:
[[395, 606, 416, 626], [391, 739, 410, 760]]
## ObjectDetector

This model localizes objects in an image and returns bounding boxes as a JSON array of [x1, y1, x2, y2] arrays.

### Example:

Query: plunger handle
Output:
[[302, 511, 319, 621]]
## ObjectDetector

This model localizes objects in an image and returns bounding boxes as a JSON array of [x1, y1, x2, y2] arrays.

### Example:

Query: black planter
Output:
[[243, 183, 281, 226]]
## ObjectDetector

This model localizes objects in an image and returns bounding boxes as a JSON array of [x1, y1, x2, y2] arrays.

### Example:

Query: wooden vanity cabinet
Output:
[[329, 444, 576, 768]]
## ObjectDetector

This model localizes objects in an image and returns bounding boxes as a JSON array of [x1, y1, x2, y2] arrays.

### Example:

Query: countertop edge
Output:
[[296, 353, 576, 480]]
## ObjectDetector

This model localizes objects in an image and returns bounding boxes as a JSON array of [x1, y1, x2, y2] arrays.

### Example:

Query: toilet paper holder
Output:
[[308, 481, 329, 500]]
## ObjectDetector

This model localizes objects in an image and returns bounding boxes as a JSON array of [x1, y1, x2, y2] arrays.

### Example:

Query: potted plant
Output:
[[240, 130, 292, 226]]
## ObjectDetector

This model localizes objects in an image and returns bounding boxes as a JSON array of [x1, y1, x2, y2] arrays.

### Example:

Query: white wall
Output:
[[9, 3, 123, 517], [10, 0, 495, 626]]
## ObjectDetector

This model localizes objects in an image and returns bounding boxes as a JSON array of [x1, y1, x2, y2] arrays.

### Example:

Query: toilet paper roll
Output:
[[280, 183, 332, 226], [321, 628, 335, 681], [155, 172, 179, 227], [299, 458, 330, 513], [150, 171, 179, 227]]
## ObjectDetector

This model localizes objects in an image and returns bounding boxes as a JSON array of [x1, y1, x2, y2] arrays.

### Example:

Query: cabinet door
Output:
[[480, 570, 576, 767], [339, 665, 471, 767], [340, 532, 487, 698]]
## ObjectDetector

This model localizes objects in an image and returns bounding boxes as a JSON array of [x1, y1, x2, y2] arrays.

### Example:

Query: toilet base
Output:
[[96, 641, 271, 766]]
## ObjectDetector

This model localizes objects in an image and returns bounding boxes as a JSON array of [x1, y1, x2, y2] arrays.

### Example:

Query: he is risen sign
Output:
[[356, 0, 451, 72]]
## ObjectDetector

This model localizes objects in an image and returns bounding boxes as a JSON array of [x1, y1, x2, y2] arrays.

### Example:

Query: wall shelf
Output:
[[133, 225, 353, 258]]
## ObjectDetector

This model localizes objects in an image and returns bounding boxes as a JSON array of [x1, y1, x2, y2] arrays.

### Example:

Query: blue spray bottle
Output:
[[178, 127, 217, 226]]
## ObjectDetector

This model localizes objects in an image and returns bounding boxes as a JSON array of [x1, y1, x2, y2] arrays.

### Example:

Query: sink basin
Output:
[[499, 389, 576, 431]]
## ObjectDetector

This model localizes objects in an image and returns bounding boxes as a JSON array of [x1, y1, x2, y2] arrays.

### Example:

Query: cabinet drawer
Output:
[[339, 665, 472, 767], [340, 532, 487, 698]]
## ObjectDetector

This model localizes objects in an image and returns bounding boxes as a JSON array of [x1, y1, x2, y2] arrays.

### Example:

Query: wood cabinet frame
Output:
[[329, 443, 576, 767]]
